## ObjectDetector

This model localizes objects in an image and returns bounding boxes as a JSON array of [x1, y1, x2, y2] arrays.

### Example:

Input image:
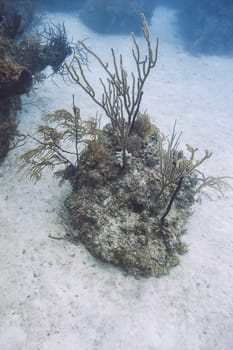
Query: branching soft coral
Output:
[[20, 96, 102, 182]]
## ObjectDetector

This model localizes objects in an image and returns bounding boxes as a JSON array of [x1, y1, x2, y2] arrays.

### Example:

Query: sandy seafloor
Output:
[[0, 6, 233, 350]]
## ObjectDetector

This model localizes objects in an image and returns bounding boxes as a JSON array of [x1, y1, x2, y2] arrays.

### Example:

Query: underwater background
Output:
[[0, 1, 233, 349]]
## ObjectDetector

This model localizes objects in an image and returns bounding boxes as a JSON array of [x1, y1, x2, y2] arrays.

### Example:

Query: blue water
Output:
[[33, 0, 233, 55]]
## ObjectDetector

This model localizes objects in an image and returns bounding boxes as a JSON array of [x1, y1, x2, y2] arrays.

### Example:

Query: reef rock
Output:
[[65, 127, 197, 278], [0, 59, 32, 98]]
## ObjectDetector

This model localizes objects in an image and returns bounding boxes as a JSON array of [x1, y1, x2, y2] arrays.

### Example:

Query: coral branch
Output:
[[65, 13, 159, 169]]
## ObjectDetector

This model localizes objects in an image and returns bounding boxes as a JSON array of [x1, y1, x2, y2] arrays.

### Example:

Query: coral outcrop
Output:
[[65, 125, 197, 277], [0, 0, 76, 160], [0, 96, 20, 159], [0, 0, 33, 161], [20, 13, 231, 278]]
